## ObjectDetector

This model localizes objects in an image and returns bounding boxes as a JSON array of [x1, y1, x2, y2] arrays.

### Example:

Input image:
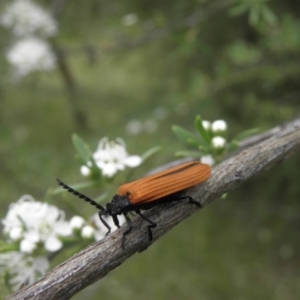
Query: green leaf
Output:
[[249, 6, 260, 26], [4, 270, 13, 293], [72, 134, 92, 164], [194, 115, 211, 144], [186, 137, 204, 147], [59, 236, 81, 245], [261, 5, 277, 25], [0, 241, 19, 253], [198, 144, 212, 153], [227, 140, 240, 152], [172, 125, 200, 144], [141, 146, 162, 162], [234, 128, 260, 141]]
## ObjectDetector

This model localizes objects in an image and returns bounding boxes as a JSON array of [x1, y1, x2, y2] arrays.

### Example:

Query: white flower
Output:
[[202, 120, 211, 131], [6, 37, 56, 77], [80, 165, 91, 176], [44, 235, 63, 252], [200, 155, 215, 166], [81, 225, 95, 239], [126, 118, 158, 135], [0, 0, 57, 37], [20, 238, 37, 253], [70, 216, 86, 230], [0, 252, 49, 291], [82, 137, 142, 178], [144, 119, 158, 133], [121, 13, 138, 26], [126, 119, 143, 136], [92, 213, 126, 241], [153, 106, 168, 120], [212, 136, 226, 149], [80, 161, 93, 176], [2, 195, 72, 253], [9, 226, 23, 240], [212, 120, 227, 133]]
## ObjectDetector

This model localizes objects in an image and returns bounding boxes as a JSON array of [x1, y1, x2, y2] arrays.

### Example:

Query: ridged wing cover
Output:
[[118, 161, 200, 193], [118, 161, 211, 204]]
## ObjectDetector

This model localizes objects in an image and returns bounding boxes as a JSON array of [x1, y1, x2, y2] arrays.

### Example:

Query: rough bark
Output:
[[6, 118, 300, 300]]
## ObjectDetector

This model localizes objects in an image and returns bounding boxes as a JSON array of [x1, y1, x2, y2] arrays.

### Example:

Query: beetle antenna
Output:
[[56, 178, 106, 212]]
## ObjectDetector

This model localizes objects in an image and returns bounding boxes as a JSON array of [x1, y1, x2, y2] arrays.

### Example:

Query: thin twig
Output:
[[6, 118, 300, 300]]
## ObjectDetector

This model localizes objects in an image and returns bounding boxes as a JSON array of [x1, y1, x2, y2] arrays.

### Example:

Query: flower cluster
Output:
[[172, 117, 228, 165], [0, 193, 125, 291], [80, 137, 142, 178], [2, 195, 72, 253], [0, 252, 49, 290], [200, 119, 227, 166], [0, 195, 71, 290], [0, 0, 57, 37], [121, 13, 138, 26], [173, 115, 258, 165], [0, 0, 57, 78], [126, 107, 169, 136], [6, 37, 56, 77], [69, 214, 125, 241]]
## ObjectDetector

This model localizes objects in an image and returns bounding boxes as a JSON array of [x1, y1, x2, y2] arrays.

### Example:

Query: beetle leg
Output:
[[123, 213, 133, 235], [135, 210, 156, 241], [98, 211, 111, 236], [185, 195, 202, 208], [122, 213, 133, 249], [170, 195, 202, 208], [112, 214, 120, 228]]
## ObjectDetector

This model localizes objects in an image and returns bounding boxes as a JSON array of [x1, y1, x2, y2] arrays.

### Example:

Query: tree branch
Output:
[[6, 118, 300, 300]]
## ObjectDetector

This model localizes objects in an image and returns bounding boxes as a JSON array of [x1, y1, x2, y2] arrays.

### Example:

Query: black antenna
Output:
[[56, 178, 106, 212]]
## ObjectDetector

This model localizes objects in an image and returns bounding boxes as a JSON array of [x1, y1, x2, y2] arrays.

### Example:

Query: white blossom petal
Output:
[[212, 120, 227, 132], [20, 239, 36, 253], [80, 165, 91, 176], [81, 225, 95, 239], [202, 120, 211, 130], [144, 119, 157, 133], [121, 13, 138, 26], [126, 119, 143, 135], [153, 106, 168, 120], [200, 155, 215, 166], [124, 155, 142, 167], [9, 227, 23, 240], [44, 235, 62, 252], [54, 222, 72, 237], [98, 161, 118, 177], [70, 216, 86, 230], [212, 136, 226, 148]]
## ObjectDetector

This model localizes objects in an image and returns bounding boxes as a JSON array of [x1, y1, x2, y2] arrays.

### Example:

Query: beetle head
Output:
[[107, 194, 130, 215]]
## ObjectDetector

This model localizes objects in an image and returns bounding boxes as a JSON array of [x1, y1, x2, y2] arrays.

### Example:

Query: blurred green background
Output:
[[1, 0, 300, 299]]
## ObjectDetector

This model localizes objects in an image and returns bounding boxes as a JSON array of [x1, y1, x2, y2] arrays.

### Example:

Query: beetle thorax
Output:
[[107, 194, 130, 215]]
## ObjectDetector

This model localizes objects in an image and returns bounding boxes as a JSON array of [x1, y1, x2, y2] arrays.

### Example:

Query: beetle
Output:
[[56, 161, 211, 247]]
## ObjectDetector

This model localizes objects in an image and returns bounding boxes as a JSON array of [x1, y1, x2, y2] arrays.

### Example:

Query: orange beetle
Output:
[[57, 161, 210, 246]]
